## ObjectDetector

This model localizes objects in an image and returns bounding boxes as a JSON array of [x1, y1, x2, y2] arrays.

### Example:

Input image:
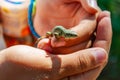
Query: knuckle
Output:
[[77, 53, 96, 70]]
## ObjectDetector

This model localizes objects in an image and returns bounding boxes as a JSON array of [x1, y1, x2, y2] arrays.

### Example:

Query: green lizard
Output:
[[47, 26, 78, 39], [35, 26, 78, 45]]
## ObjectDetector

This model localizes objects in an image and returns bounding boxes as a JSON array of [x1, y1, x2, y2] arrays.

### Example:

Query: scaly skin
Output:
[[35, 26, 78, 45]]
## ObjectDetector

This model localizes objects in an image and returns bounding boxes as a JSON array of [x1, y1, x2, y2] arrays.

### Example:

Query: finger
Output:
[[93, 11, 112, 73], [37, 38, 92, 54], [80, 0, 98, 14], [4, 46, 107, 80], [52, 40, 92, 54], [69, 66, 102, 80], [97, 11, 111, 22], [63, 0, 98, 14], [93, 11, 112, 53], [56, 48, 107, 79]]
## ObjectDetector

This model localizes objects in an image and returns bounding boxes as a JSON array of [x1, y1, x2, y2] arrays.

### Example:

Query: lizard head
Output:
[[46, 32, 53, 37], [53, 32, 61, 39]]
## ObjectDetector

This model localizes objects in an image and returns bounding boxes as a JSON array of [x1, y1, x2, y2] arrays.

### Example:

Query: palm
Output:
[[34, 0, 97, 36]]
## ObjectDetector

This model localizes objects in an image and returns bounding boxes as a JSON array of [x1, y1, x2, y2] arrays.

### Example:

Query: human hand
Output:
[[36, 11, 112, 80], [34, 0, 99, 50], [62, 11, 112, 80], [0, 40, 107, 80], [0, 11, 112, 80]]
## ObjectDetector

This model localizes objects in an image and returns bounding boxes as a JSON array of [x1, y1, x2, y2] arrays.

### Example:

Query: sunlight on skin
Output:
[[34, 0, 100, 53]]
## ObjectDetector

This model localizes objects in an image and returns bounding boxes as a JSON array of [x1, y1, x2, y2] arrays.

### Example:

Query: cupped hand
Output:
[[62, 11, 112, 80], [34, 0, 99, 49], [0, 45, 106, 80], [0, 11, 112, 80], [37, 11, 112, 80]]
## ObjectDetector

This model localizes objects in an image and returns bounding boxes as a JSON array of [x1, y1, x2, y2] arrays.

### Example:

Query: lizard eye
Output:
[[54, 32, 60, 38]]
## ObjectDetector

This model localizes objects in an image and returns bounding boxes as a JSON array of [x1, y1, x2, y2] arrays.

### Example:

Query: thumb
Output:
[[57, 48, 107, 79], [63, 0, 98, 14], [80, 0, 98, 14]]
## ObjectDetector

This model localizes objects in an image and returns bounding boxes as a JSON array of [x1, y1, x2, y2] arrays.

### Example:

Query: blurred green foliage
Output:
[[97, 0, 120, 80]]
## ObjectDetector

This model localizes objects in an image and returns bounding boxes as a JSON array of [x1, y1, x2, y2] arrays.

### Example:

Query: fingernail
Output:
[[92, 49, 107, 63]]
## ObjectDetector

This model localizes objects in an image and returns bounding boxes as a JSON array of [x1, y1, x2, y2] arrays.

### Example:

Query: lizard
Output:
[[35, 26, 78, 46]]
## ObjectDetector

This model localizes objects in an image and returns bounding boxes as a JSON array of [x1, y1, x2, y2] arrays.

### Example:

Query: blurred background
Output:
[[0, 0, 119, 80], [0, 0, 36, 49], [97, 0, 120, 80]]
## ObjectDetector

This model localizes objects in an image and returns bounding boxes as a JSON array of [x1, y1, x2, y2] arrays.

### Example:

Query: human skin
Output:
[[34, 0, 99, 50], [0, 11, 112, 80], [34, 0, 112, 79], [0, 0, 112, 80], [36, 11, 112, 80]]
